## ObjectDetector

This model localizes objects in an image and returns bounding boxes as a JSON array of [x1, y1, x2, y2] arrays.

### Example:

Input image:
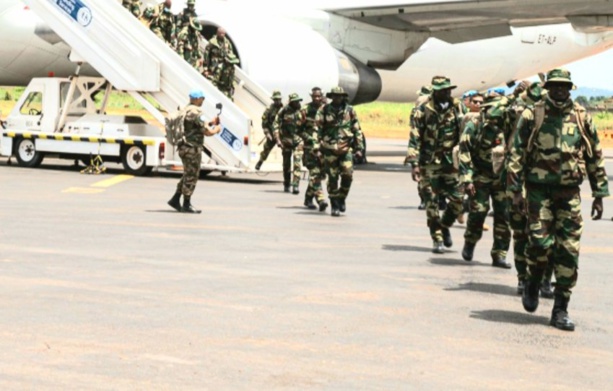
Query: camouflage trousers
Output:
[[258, 136, 276, 163], [151, 27, 174, 47], [421, 164, 463, 242], [176, 144, 202, 197], [323, 150, 353, 201], [282, 145, 303, 187], [464, 177, 510, 260], [183, 51, 203, 72], [525, 184, 582, 298], [303, 149, 325, 202]]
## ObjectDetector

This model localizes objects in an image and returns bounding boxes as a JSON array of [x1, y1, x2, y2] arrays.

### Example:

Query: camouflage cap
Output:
[[271, 90, 282, 100], [189, 18, 202, 31], [431, 76, 456, 91], [485, 103, 506, 120], [544, 68, 575, 89], [187, 0, 196, 5], [326, 86, 348, 98], [288, 93, 303, 102], [416, 85, 433, 96], [521, 82, 545, 103]]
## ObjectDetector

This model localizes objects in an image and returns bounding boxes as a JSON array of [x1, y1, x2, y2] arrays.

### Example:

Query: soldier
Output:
[[459, 102, 512, 268], [507, 69, 609, 331], [203, 27, 234, 81], [143, 0, 176, 47], [177, 0, 197, 32], [212, 53, 239, 100], [176, 18, 203, 71], [167, 90, 222, 214], [301, 87, 328, 211], [273, 93, 307, 194], [405, 85, 432, 210], [122, 0, 142, 18], [255, 91, 283, 171], [318, 86, 364, 217], [409, 76, 464, 253]]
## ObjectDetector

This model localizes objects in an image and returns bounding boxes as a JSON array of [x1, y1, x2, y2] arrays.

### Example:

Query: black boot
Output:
[[540, 279, 554, 299], [167, 192, 182, 212], [304, 197, 317, 210], [255, 160, 263, 170], [522, 280, 540, 313], [550, 294, 575, 331], [441, 227, 452, 248], [492, 257, 512, 269], [338, 199, 346, 212], [292, 185, 300, 195], [462, 242, 475, 261], [284, 185, 290, 193], [418, 200, 426, 210], [517, 278, 525, 295], [330, 199, 340, 217], [432, 241, 444, 254], [318, 199, 328, 212], [181, 196, 201, 214]]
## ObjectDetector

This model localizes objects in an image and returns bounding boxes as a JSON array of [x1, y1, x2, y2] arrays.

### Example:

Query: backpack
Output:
[[165, 108, 187, 146]]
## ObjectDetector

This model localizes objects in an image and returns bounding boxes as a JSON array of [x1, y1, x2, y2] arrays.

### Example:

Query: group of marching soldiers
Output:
[[121, 0, 238, 99], [256, 87, 365, 217], [406, 70, 609, 332]]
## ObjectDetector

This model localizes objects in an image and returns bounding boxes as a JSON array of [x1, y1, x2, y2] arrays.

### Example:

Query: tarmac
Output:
[[0, 138, 612, 390]]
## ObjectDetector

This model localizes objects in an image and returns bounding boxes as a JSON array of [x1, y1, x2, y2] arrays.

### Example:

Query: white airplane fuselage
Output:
[[0, 0, 612, 103]]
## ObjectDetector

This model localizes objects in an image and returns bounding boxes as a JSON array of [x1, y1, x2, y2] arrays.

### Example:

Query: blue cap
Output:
[[488, 87, 506, 96], [462, 90, 478, 99], [189, 89, 205, 99]]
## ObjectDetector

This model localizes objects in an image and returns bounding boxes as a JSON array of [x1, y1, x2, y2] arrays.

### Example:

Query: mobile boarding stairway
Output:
[[21, 0, 280, 173]]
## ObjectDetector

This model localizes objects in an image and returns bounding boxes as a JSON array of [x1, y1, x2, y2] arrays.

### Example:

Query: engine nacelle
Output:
[[200, 12, 381, 105]]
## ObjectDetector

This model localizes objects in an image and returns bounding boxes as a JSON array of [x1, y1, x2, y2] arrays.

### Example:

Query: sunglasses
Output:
[[471, 100, 484, 104]]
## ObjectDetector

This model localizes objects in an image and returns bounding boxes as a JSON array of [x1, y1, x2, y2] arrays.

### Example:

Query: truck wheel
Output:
[[121, 145, 152, 176], [15, 137, 44, 167]]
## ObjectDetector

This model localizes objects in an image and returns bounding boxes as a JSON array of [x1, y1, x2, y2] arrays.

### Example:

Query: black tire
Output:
[[14, 137, 44, 167], [121, 145, 152, 176], [199, 170, 212, 178]]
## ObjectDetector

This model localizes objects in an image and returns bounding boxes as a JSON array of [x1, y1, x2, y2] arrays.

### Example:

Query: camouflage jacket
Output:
[[459, 115, 506, 183], [300, 102, 323, 151], [144, 3, 176, 43], [203, 37, 234, 74], [261, 104, 283, 137], [122, 0, 142, 17], [177, 8, 197, 30], [177, 28, 200, 57], [183, 104, 207, 147], [212, 61, 235, 91], [406, 95, 429, 159], [409, 97, 464, 167], [317, 102, 364, 154], [273, 106, 307, 148], [507, 97, 609, 197]]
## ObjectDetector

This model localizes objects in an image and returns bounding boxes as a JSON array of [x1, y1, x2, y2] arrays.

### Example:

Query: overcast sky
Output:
[[562, 49, 613, 90]]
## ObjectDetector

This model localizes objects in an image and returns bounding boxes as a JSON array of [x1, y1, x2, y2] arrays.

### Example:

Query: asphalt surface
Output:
[[1, 139, 612, 390]]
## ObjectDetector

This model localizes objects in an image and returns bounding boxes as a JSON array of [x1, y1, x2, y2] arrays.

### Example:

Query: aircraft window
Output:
[[19, 91, 43, 115]]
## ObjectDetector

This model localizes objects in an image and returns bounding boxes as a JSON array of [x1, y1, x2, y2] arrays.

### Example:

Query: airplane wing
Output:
[[325, 0, 613, 43]]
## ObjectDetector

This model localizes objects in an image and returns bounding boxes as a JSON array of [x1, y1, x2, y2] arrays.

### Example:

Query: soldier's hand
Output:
[[464, 183, 476, 197], [266, 134, 273, 142], [355, 150, 363, 159], [276, 141, 283, 149], [591, 197, 603, 220], [213, 116, 220, 125], [512, 192, 525, 213], [411, 166, 421, 182], [403, 156, 411, 166]]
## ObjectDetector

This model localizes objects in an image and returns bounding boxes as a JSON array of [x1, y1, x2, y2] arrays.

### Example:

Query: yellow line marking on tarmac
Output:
[[62, 187, 105, 194], [91, 174, 134, 188]]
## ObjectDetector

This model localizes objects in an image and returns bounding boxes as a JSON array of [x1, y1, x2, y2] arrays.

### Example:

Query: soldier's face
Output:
[[290, 101, 301, 110], [331, 96, 343, 106], [273, 98, 282, 107], [547, 82, 572, 102], [433, 89, 452, 103], [192, 97, 204, 107], [217, 29, 226, 40], [469, 96, 483, 113], [311, 92, 323, 105], [164, 0, 172, 8]]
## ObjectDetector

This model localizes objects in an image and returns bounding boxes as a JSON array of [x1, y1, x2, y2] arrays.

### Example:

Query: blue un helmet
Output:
[[462, 90, 478, 100]]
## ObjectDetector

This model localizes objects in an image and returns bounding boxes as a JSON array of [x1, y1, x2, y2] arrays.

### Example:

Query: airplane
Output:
[[0, 0, 612, 104]]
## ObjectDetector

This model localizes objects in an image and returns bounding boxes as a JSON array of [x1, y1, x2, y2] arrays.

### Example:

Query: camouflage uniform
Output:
[[409, 76, 464, 247], [143, 3, 176, 47], [507, 69, 609, 330], [211, 54, 238, 100], [203, 36, 234, 81], [176, 104, 207, 197], [301, 101, 326, 206], [406, 86, 432, 209], [256, 91, 283, 169], [177, 0, 197, 31], [122, 0, 142, 17], [176, 19, 203, 71], [459, 104, 511, 264], [318, 87, 364, 216], [273, 94, 307, 193]]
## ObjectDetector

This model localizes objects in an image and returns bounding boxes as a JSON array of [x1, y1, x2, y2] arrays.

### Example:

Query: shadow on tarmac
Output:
[[428, 257, 483, 266], [382, 244, 433, 253], [470, 309, 550, 326], [446, 282, 518, 296]]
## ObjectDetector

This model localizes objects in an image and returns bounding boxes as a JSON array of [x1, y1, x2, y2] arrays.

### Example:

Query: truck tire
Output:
[[15, 137, 44, 167], [121, 145, 152, 176]]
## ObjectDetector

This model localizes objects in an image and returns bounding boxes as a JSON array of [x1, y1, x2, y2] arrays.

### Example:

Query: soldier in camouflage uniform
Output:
[[273, 93, 307, 194], [409, 76, 464, 253], [167, 89, 222, 214], [177, 0, 197, 32], [317, 86, 364, 217], [255, 91, 283, 171], [203, 27, 234, 82], [459, 102, 512, 268], [211, 53, 239, 100], [122, 0, 142, 17], [176, 18, 203, 71], [143, 0, 176, 47], [405, 85, 432, 210], [301, 87, 328, 211], [507, 69, 609, 331]]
